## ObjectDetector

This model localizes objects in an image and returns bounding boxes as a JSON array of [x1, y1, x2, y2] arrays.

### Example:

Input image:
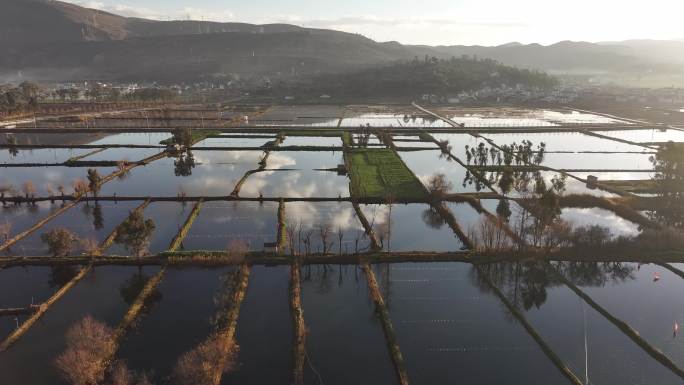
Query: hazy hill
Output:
[[1, 0, 682, 86], [0, 0, 305, 45]]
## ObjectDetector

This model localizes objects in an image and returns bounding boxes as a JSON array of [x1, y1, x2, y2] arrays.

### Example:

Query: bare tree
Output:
[[22, 181, 36, 200], [302, 229, 314, 256], [109, 361, 155, 385], [72, 178, 89, 196], [319, 224, 332, 254], [286, 218, 298, 256], [55, 315, 114, 385], [427, 173, 453, 199], [297, 221, 303, 256], [172, 336, 239, 385], [337, 227, 344, 256]]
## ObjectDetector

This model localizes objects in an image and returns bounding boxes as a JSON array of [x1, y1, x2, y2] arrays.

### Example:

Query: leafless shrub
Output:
[[22, 181, 36, 199], [72, 178, 89, 196], [110, 361, 134, 385], [109, 361, 154, 385], [468, 216, 514, 251], [172, 336, 239, 385], [55, 315, 114, 385], [0, 184, 17, 198]]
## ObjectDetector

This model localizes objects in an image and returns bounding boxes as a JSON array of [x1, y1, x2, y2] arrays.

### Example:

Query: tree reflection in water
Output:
[[48, 265, 78, 288], [92, 203, 104, 230], [119, 268, 162, 310], [471, 261, 636, 312], [174, 149, 196, 177], [648, 142, 684, 229], [421, 206, 445, 229]]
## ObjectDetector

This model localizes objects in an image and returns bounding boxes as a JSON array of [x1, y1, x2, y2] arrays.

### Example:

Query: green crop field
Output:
[[348, 148, 428, 200]]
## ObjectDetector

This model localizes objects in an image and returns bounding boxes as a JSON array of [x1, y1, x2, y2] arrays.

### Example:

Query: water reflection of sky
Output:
[[98, 150, 264, 197], [0, 148, 77, 164], [193, 136, 271, 147], [9, 201, 138, 256], [78, 147, 164, 162], [445, 109, 624, 127], [183, 201, 278, 251], [525, 268, 683, 384], [399, 150, 485, 193], [285, 202, 365, 253], [543, 153, 654, 170], [360, 204, 465, 252], [241, 151, 348, 198], [561, 207, 640, 237], [596, 129, 684, 144], [481, 132, 648, 152], [341, 114, 451, 128], [86, 133, 172, 146], [1, 166, 116, 196], [386, 262, 568, 384], [279, 136, 342, 146]]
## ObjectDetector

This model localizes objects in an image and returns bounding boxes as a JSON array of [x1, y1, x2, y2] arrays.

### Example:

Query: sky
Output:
[[66, 0, 684, 46]]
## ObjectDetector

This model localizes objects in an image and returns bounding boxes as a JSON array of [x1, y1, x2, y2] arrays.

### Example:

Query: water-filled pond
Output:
[[2, 108, 681, 385], [0, 265, 160, 385]]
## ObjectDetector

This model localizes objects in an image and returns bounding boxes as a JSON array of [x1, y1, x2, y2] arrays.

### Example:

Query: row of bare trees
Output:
[[0, 169, 104, 204], [285, 220, 362, 256], [55, 313, 239, 385]]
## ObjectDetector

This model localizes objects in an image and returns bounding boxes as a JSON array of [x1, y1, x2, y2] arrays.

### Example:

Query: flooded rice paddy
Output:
[[1, 105, 683, 385]]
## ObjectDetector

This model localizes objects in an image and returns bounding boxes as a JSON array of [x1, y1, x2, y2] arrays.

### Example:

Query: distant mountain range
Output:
[[1, 0, 683, 87]]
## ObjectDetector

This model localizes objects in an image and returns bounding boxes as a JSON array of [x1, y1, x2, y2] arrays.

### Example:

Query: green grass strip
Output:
[[348, 148, 428, 200]]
